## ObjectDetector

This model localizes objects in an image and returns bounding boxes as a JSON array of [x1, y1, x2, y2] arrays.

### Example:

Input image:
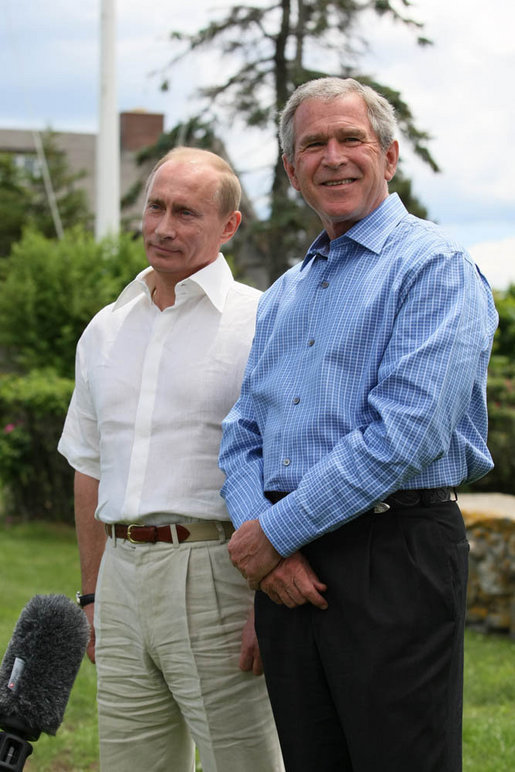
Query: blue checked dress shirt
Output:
[[219, 194, 498, 556]]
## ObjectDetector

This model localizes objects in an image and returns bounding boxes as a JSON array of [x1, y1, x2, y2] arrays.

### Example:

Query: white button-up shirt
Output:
[[58, 254, 261, 524]]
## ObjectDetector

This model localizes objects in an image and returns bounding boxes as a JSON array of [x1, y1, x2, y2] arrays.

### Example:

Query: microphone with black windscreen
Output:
[[0, 594, 90, 770]]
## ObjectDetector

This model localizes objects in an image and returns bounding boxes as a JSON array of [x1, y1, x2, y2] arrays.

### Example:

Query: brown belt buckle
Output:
[[126, 524, 140, 544]]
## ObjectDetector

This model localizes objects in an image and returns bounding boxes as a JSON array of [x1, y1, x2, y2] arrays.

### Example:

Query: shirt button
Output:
[[308, 339, 315, 347], [283, 458, 291, 466], [292, 397, 300, 404], [320, 280, 329, 288]]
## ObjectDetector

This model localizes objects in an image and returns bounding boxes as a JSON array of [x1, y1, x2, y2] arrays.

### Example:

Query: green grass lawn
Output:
[[0, 522, 98, 771], [463, 630, 515, 771], [1, 521, 514, 771]]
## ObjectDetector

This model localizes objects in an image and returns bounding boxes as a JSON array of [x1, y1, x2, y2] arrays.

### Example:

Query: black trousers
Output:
[[255, 501, 468, 772]]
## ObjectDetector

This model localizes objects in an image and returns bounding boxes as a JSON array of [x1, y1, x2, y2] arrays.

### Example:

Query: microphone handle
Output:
[[0, 731, 33, 771]]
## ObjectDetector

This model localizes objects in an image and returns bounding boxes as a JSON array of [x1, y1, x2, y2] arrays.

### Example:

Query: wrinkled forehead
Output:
[[293, 94, 375, 143], [148, 158, 221, 200]]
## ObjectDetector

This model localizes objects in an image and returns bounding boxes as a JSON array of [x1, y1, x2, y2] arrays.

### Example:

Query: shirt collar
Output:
[[112, 253, 234, 313], [301, 193, 407, 270]]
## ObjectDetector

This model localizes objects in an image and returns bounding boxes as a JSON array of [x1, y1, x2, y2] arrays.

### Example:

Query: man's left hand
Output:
[[228, 519, 281, 585], [260, 551, 328, 609], [238, 606, 263, 676]]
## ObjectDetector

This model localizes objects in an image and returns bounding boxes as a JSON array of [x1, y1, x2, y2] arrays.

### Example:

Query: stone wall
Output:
[[459, 493, 515, 636]]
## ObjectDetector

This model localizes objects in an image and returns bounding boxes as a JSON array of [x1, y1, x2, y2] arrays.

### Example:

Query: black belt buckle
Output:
[[421, 487, 454, 506], [385, 487, 453, 509]]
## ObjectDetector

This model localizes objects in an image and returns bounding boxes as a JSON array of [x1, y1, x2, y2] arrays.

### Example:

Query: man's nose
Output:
[[155, 211, 176, 239], [323, 138, 347, 167]]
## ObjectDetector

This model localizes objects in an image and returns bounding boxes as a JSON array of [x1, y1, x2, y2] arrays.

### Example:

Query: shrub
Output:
[[474, 287, 515, 493], [0, 227, 147, 378], [0, 370, 75, 521], [0, 229, 149, 521], [474, 356, 515, 494]]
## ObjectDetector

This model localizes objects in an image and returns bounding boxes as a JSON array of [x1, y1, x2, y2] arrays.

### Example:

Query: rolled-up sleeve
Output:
[[58, 337, 101, 479]]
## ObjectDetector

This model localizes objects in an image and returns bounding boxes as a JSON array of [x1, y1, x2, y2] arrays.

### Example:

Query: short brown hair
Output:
[[144, 147, 241, 216]]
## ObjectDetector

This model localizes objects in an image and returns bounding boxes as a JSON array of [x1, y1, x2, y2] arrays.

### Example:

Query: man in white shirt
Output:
[[58, 147, 283, 772]]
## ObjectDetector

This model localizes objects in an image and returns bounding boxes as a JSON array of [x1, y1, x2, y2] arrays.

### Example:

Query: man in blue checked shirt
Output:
[[219, 77, 498, 772]]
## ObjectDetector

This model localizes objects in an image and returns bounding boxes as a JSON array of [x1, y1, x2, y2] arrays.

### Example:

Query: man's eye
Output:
[[343, 137, 361, 145]]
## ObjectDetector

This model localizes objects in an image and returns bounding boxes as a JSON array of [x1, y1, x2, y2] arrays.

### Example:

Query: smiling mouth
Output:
[[322, 178, 356, 187]]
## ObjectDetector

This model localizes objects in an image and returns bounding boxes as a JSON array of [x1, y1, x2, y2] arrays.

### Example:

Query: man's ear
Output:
[[220, 210, 242, 245], [282, 154, 301, 192], [384, 140, 399, 183]]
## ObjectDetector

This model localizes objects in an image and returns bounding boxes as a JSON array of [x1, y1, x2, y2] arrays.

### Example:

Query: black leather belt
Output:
[[265, 487, 455, 508], [383, 487, 455, 508]]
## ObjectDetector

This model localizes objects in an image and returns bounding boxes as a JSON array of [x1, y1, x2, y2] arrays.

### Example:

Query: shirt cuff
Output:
[[259, 491, 318, 556]]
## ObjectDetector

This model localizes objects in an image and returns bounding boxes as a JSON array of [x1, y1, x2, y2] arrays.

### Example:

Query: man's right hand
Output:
[[258, 551, 328, 609], [83, 604, 96, 663]]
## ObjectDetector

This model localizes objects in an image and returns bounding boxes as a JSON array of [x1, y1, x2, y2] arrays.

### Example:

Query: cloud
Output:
[[0, 0, 514, 254], [361, 0, 515, 245]]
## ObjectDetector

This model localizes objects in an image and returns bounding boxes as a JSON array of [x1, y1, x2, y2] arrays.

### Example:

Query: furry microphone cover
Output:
[[0, 594, 90, 740]]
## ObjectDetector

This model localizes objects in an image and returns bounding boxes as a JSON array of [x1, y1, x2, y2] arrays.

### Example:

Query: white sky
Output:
[[1, 0, 514, 289]]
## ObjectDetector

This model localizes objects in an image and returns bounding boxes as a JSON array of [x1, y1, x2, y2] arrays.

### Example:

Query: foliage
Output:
[[0, 132, 92, 257], [469, 284, 515, 494], [26, 131, 93, 238], [160, 0, 437, 281], [388, 167, 428, 220], [0, 371, 75, 521], [473, 355, 515, 495], [492, 284, 515, 360], [163, 0, 434, 161], [0, 228, 148, 378], [0, 154, 33, 258], [0, 230, 148, 520]]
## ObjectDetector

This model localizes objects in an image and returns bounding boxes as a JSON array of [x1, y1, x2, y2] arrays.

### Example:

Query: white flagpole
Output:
[[95, 0, 120, 240]]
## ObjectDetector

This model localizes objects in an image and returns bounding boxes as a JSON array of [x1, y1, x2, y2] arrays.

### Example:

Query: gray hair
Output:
[[279, 77, 398, 162], [144, 146, 241, 216]]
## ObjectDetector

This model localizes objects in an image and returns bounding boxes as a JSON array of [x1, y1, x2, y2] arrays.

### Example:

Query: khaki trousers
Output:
[[95, 532, 284, 772]]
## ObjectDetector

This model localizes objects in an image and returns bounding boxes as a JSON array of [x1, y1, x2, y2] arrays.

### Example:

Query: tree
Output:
[[27, 131, 93, 238], [160, 0, 437, 282], [0, 131, 92, 257], [0, 154, 33, 257], [492, 284, 515, 360]]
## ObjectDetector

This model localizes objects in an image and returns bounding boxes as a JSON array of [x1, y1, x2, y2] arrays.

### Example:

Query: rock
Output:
[[459, 493, 515, 636]]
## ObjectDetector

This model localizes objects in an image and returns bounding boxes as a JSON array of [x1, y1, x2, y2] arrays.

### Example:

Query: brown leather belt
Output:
[[265, 487, 455, 509], [105, 521, 234, 544]]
